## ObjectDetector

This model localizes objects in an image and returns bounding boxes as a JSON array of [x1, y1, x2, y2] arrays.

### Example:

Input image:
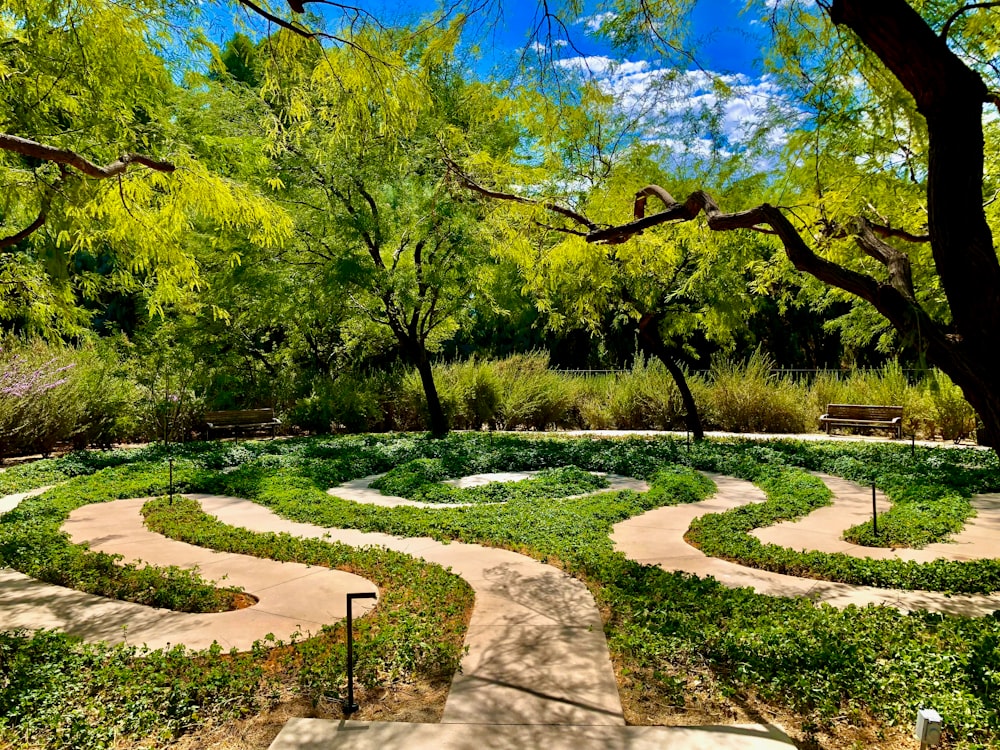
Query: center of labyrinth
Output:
[[3, 458, 999, 749]]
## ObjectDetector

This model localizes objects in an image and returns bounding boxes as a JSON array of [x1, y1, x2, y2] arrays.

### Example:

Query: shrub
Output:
[[707, 349, 809, 433], [492, 352, 580, 430], [605, 357, 690, 430]]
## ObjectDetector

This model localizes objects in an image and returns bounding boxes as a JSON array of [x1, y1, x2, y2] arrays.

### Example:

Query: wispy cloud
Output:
[[578, 12, 617, 33], [556, 55, 799, 154]]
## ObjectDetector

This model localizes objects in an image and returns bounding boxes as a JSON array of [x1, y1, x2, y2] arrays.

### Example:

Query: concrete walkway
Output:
[[0, 495, 377, 651], [182, 494, 791, 749], [612, 473, 1000, 617], [268, 719, 795, 750], [191, 493, 626, 727], [329, 472, 649, 509], [754, 473, 1000, 562]]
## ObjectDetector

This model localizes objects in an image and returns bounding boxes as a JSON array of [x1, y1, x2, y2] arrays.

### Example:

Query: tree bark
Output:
[[414, 352, 448, 438], [635, 315, 705, 440]]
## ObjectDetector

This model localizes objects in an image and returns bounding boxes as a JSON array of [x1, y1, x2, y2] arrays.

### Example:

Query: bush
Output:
[[492, 352, 580, 430], [707, 349, 809, 433], [605, 357, 690, 430], [290, 370, 397, 433]]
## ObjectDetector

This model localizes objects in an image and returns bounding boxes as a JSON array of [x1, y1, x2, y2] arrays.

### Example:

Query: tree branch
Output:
[[586, 187, 957, 366], [0, 208, 47, 249], [939, 2, 1000, 40], [443, 156, 598, 231], [0, 133, 175, 178]]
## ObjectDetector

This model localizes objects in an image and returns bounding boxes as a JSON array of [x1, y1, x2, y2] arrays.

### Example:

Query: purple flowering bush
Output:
[[0, 339, 143, 459]]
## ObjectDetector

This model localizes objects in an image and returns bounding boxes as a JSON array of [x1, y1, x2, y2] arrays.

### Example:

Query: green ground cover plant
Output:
[[370, 460, 610, 504], [4, 434, 1000, 746], [0, 460, 472, 749], [0, 463, 242, 612], [177, 434, 999, 745], [685, 464, 1000, 593]]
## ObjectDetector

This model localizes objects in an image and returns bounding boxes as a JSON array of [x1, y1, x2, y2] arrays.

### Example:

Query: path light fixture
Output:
[[344, 591, 378, 715], [871, 481, 878, 537], [915, 707, 942, 747]]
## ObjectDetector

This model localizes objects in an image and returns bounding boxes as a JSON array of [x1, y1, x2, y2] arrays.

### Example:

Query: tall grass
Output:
[[707, 349, 809, 433], [289, 354, 980, 442]]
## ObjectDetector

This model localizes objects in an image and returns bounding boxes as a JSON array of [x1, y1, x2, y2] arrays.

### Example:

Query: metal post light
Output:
[[169, 459, 174, 505], [872, 481, 878, 537], [344, 591, 378, 715]]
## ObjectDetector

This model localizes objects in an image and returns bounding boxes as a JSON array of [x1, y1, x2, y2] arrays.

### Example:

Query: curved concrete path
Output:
[[329, 472, 649, 509], [754, 473, 1000, 562], [182, 493, 792, 749], [190, 493, 625, 726], [612, 474, 1000, 617], [0, 494, 377, 651]]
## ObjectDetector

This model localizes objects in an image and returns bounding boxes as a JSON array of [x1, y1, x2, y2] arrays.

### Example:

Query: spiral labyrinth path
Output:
[[29, 464, 1000, 748], [611, 473, 1000, 617]]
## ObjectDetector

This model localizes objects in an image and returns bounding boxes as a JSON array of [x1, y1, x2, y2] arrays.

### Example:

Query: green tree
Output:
[[456, 82, 775, 439], [262, 1, 1000, 450], [215, 27, 517, 436], [1, 0, 290, 334]]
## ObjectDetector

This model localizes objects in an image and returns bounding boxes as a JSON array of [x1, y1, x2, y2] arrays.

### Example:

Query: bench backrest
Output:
[[825, 404, 902, 421], [205, 408, 276, 426]]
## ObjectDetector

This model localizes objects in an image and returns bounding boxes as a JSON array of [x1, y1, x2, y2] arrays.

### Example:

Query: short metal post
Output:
[[169, 459, 174, 504], [911, 432, 916, 457], [872, 481, 878, 536], [344, 591, 377, 715]]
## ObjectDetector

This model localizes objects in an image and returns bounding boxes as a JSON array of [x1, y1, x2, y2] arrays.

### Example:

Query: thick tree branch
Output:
[[0, 133, 175, 178], [849, 217, 917, 301], [586, 187, 958, 370], [444, 157, 598, 231], [0, 208, 47, 249]]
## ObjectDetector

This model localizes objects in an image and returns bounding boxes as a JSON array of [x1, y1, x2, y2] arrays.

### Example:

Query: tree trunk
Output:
[[414, 353, 449, 438], [635, 318, 705, 440]]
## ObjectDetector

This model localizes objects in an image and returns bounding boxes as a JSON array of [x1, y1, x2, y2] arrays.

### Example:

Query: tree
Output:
[[453, 80, 776, 439], [554, 0, 1000, 447], [212, 27, 518, 436], [1, 0, 290, 334]]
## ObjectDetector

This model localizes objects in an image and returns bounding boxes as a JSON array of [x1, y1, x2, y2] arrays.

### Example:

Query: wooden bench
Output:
[[204, 409, 281, 440], [819, 404, 903, 439]]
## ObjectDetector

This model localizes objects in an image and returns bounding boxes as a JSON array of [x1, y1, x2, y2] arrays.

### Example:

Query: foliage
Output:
[[0, 464, 242, 611], [707, 348, 809, 433], [1, 0, 291, 333], [370, 458, 451, 497], [370, 460, 610, 504], [0, 467, 471, 748], [4, 434, 1000, 744]]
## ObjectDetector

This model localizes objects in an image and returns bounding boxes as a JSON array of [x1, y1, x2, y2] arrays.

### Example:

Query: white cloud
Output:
[[579, 12, 617, 32], [528, 39, 569, 53], [555, 55, 798, 154]]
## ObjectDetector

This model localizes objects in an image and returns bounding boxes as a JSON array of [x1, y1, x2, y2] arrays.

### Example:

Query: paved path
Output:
[[754, 473, 1000, 562], [612, 474, 1000, 617], [0, 495, 377, 651], [329, 472, 649, 509], [268, 719, 794, 750], [191, 493, 625, 726]]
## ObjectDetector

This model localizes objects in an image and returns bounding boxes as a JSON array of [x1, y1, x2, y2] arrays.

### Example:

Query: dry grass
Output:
[[166, 678, 451, 750]]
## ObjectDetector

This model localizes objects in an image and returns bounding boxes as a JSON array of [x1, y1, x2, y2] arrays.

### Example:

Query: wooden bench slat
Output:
[[204, 409, 280, 438], [819, 404, 903, 439]]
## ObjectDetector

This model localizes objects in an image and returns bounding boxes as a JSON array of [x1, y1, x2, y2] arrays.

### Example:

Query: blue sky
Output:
[[212, 0, 787, 158], [218, 0, 769, 78]]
